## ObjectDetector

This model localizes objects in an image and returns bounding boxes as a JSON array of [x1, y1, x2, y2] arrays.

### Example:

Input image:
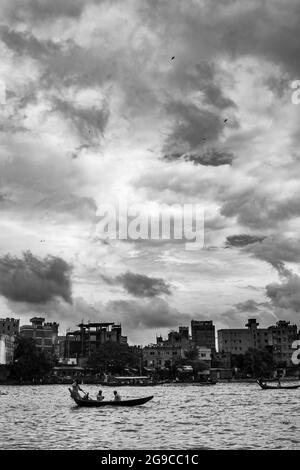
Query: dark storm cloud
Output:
[[220, 189, 300, 231], [102, 271, 172, 297], [105, 298, 189, 329], [163, 101, 224, 154], [140, 0, 300, 76], [225, 234, 266, 247], [11, 296, 187, 340], [184, 63, 236, 110], [218, 0, 300, 76], [230, 235, 300, 316], [164, 149, 234, 167], [244, 237, 300, 270], [0, 251, 72, 304]]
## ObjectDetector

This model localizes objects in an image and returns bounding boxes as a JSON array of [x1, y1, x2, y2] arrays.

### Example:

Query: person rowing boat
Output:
[[71, 379, 86, 399]]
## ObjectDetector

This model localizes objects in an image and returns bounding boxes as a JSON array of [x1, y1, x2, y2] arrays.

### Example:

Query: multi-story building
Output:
[[0, 334, 15, 364], [211, 351, 231, 369], [0, 318, 19, 336], [143, 326, 190, 369], [20, 317, 59, 355], [268, 320, 298, 367], [143, 343, 183, 369], [64, 322, 127, 359], [157, 326, 190, 348], [197, 347, 212, 368], [191, 320, 216, 351], [218, 319, 269, 354]]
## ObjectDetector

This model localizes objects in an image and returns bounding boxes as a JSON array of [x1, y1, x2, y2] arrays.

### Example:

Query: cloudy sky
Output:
[[1, 0, 300, 345]]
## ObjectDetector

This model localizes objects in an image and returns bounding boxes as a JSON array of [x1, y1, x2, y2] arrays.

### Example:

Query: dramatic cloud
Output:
[[164, 150, 234, 167], [8, 296, 189, 345], [105, 298, 189, 330], [266, 269, 300, 313], [1, 0, 300, 342], [217, 299, 277, 329], [163, 102, 224, 155], [244, 237, 300, 271], [103, 271, 172, 297], [0, 251, 72, 304], [226, 234, 266, 247], [234, 299, 263, 313]]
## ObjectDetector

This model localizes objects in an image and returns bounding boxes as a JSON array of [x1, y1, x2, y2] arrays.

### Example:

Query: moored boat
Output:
[[69, 389, 153, 407], [97, 376, 166, 386]]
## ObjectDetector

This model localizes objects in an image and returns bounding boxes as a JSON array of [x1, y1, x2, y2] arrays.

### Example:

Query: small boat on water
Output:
[[97, 376, 166, 386], [257, 380, 300, 390], [69, 389, 153, 407]]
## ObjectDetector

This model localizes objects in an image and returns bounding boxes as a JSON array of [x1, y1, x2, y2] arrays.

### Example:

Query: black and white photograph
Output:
[[0, 0, 300, 455]]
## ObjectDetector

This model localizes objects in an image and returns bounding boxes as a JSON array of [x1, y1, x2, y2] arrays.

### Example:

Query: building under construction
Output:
[[62, 322, 127, 360]]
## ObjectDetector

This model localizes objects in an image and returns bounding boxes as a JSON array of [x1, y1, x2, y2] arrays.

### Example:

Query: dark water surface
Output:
[[0, 383, 299, 449]]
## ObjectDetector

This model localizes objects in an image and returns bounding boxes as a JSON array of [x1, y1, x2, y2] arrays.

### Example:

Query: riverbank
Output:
[[1, 377, 299, 386]]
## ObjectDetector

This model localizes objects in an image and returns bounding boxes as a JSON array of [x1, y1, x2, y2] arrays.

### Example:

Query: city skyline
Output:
[[1, 314, 299, 349]]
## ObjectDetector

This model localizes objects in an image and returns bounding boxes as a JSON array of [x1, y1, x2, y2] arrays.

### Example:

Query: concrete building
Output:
[[0, 334, 15, 365], [211, 351, 231, 369], [191, 320, 216, 351], [196, 347, 212, 368], [20, 317, 59, 355], [268, 320, 298, 367], [0, 318, 19, 336], [143, 326, 192, 370], [64, 322, 127, 359], [143, 343, 183, 369], [218, 319, 269, 354], [157, 326, 190, 348]]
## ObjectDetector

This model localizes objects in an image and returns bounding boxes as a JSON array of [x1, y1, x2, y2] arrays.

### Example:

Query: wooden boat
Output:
[[69, 389, 153, 407], [257, 380, 300, 390], [97, 376, 167, 386]]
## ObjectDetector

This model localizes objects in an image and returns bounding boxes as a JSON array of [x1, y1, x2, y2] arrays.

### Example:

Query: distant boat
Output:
[[257, 380, 300, 390], [69, 389, 153, 407], [98, 376, 166, 386]]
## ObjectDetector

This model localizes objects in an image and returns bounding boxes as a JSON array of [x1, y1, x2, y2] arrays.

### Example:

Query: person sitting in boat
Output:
[[113, 390, 121, 401], [277, 377, 282, 388], [71, 379, 85, 399], [82, 392, 90, 400], [97, 390, 104, 401]]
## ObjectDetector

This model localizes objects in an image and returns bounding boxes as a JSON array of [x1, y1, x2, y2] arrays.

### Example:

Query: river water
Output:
[[0, 383, 299, 449]]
